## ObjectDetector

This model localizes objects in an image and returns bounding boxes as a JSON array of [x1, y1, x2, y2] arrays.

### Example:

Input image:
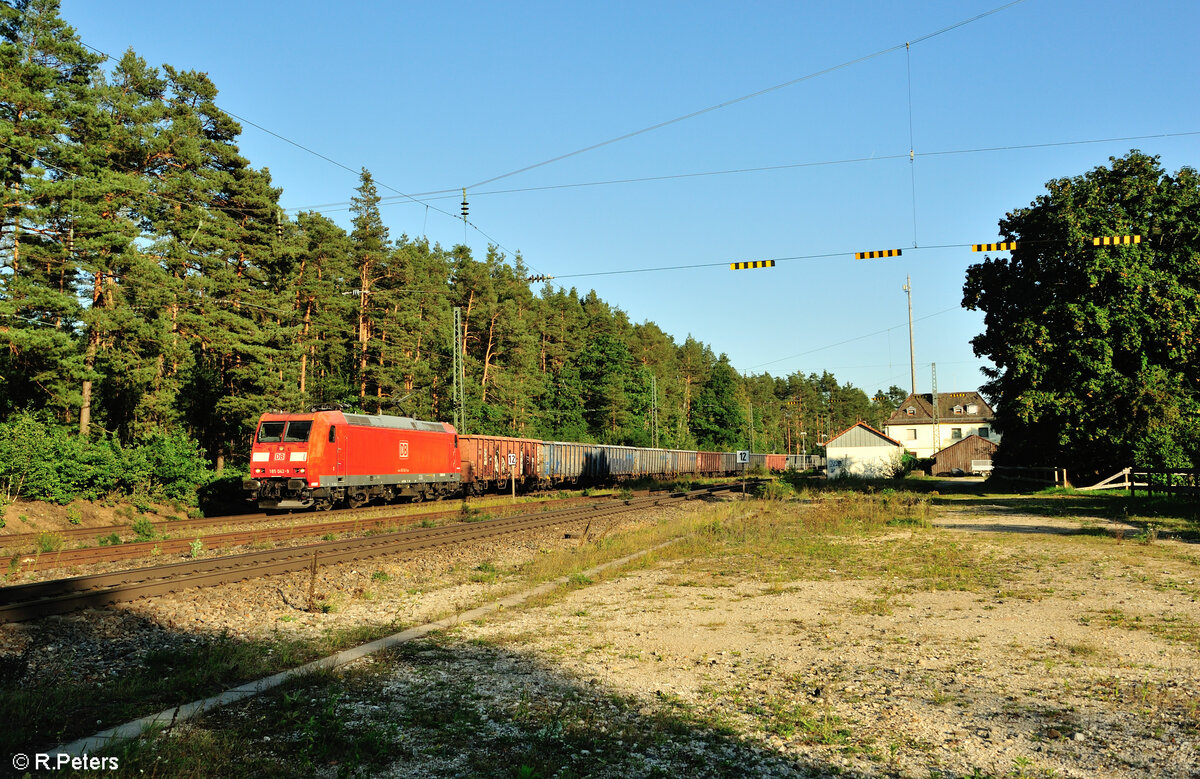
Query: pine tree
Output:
[[349, 169, 389, 408], [0, 0, 104, 423]]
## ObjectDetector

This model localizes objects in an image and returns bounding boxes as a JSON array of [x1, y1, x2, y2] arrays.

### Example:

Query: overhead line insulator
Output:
[[460, 188, 468, 219]]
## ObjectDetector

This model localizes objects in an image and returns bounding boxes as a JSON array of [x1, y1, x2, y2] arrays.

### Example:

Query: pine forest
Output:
[[0, 1, 904, 501]]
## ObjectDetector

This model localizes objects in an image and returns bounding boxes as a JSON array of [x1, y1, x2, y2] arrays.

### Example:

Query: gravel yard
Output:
[[6, 492, 1199, 777]]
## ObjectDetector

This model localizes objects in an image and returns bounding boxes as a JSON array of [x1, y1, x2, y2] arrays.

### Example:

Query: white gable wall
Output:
[[883, 421, 999, 459], [827, 443, 902, 479]]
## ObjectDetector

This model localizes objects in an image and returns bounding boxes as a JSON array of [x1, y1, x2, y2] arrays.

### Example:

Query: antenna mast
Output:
[[931, 362, 940, 453], [903, 275, 916, 396]]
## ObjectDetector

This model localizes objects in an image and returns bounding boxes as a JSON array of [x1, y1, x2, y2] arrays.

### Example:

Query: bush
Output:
[[131, 517, 157, 542], [753, 480, 794, 501], [36, 533, 64, 553], [0, 412, 213, 507]]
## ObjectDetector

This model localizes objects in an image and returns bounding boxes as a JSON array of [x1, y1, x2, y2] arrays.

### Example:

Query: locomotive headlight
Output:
[[254, 468, 266, 474]]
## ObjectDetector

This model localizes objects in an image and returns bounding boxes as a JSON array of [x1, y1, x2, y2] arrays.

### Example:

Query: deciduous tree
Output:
[[963, 151, 1200, 475]]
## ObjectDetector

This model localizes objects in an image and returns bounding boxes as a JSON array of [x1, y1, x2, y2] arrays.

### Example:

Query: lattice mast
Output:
[[931, 363, 940, 452]]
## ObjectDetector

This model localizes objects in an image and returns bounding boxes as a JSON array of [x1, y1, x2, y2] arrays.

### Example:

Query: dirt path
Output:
[[420, 502, 1200, 777]]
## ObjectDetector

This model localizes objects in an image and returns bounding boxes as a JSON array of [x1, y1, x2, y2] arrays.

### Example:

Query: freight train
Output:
[[243, 409, 811, 510]]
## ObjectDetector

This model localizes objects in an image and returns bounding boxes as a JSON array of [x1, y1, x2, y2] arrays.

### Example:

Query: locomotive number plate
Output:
[[398, 441, 410, 459]]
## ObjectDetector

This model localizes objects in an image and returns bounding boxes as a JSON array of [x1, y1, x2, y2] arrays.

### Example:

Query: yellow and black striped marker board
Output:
[[1092, 235, 1141, 246], [854, 249, 902, 260], [730, 260, 776, 270], [972, 242, 1017, 252]]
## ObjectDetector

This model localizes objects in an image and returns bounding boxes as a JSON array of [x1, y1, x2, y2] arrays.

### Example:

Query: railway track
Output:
[[0, 491, 618, 554], [0, 483, 741, 623], [4, 494, 615, 573]]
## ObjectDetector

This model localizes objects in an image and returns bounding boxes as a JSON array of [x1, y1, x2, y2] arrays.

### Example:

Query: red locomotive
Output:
[[243, 410, 461, 510]]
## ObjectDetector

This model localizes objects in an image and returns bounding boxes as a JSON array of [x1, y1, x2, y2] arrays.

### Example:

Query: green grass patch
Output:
[[1, 622, 405, 755], [35, 532, 64, 553], [1086, 607, 1200, 645]]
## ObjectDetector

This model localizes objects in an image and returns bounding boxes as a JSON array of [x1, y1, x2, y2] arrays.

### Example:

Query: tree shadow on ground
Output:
[[100, 625, 1200, 778], [2, 607, 857, 778]]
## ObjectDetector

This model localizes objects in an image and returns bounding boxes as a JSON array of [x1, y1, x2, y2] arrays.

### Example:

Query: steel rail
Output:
[[0, 492, 608, 553], [6, 495, 616, 572], [0, 484, 739, 622]]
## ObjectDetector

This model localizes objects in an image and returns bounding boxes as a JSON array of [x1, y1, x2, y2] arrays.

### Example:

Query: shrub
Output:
[[36, 533, 63, 553], [131, 517, 157, 542], [0, 412, 213, 507], [753, 480, 794, 501]]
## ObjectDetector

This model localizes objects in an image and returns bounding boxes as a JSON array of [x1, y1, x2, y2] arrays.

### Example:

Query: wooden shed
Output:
[[932, 434, 998, 476]]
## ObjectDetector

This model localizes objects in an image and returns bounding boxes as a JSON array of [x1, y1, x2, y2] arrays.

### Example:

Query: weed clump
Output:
[[35, 532, 63, 553], [131, 516, 157, 542]]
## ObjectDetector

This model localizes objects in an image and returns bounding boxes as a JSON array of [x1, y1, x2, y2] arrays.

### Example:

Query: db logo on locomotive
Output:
[[398, 441, 410, 459]]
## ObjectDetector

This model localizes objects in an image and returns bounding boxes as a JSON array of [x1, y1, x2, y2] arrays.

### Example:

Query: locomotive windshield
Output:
[[283, 421, 313, 442], [257, 421, 285, 442]]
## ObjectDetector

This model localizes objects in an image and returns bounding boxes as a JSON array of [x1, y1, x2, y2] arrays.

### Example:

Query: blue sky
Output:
[[62, 0, 1200, 397]]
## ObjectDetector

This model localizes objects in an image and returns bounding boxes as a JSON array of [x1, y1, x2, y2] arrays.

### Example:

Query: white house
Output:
[[883, 391, 1000, 460], [825, 422, 905, 479]]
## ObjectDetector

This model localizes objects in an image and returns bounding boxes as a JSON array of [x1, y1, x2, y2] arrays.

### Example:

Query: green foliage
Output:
[[964, 151, 1200, 476], [131, 516, 156, 542], [0, 412, 211, 505], [0, 0, 907, 477], [36, 532, 63, 553], [753, 480, 793, 501]]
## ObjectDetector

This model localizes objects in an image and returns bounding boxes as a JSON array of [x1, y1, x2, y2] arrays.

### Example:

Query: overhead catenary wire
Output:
[[906, 41, 918, 248], [746, 305, 962, 371], [284, 129, 1200, 214], [464, 0, 1030, 190], [69, 40, 534, 273], [539, 233, 1112, 281]]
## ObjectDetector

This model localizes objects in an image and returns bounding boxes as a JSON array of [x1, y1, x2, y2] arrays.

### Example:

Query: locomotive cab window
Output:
[[328, 425, 337, 443], [257, 421, 285, 442], [283, 421, 312, 442]]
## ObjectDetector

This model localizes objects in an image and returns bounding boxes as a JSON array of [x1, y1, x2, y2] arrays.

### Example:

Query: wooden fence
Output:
[[1073, 466, 1198, 501], [1129, 467, 1200, 500], [990, 466, 1070, 487]]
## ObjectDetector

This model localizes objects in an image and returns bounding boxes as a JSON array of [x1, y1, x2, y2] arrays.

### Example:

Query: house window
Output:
[[952, 405, 963, 415], [907, 429, 917, 440], [905, 407, 915, 416], [967, 404, 979, 414], [951, 428, 963, 440], [979, 427, 990, 438]]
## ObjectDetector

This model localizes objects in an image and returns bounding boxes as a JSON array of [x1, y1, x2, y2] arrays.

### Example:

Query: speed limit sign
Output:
[[736, 450, 750, 464], [507, 453, 517, 467]]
